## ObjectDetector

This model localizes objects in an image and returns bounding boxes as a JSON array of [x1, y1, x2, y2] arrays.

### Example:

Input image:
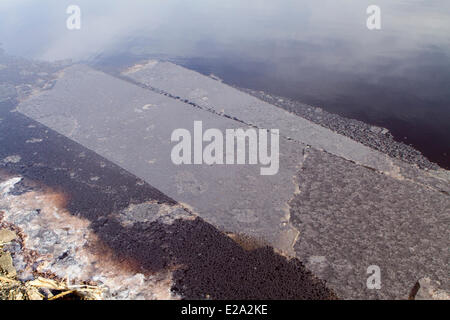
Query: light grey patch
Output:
[[2, 155, 21, 164], [25, 138, 43, 144], [117, 202, 194, 227], [332, 259, 355, 277], [37, 115, 79, 138], [306, 256, 332, 279], [231, 209, 259, 224], [370, 126, 384, 134], [42, 80, 56, 90], [142, 104, 154, 110], [175, 171, 208, 196], [188, 88, 209, 101]]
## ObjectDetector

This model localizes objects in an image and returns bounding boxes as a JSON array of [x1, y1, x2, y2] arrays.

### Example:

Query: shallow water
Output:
[[1, 0, 449, 168]]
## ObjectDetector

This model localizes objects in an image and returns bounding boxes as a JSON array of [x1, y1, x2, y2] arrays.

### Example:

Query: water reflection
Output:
[[1, 0, 449, 167]]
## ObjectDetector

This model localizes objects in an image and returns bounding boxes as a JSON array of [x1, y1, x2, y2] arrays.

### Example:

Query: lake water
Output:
[[1, 0, 449, 168]]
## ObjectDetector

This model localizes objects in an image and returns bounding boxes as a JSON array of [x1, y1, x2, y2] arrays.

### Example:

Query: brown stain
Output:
[[226, 232, 268, 251], [39, 188, 69, 210], [86, 235, 145, 276], [408, 281, 421, 300]]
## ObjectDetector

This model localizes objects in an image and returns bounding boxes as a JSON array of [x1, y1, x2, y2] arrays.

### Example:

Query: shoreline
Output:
[[239, 87, 440, 171]]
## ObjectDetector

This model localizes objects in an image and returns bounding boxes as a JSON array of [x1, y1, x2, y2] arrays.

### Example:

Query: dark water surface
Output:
[[1, 0, 449, 168]]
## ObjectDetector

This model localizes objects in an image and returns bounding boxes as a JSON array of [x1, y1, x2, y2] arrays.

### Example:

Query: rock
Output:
[[370, 126, 383, 134], [0, 177, 22, 195], [1, 156, 21, 165], [414, 278, 450, 300], [0, 229, 17, 243], [0, 251, 17, 277]]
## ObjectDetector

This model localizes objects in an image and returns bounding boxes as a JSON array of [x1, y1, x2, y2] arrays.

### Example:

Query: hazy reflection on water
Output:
[[1, 0, 449, 167]]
